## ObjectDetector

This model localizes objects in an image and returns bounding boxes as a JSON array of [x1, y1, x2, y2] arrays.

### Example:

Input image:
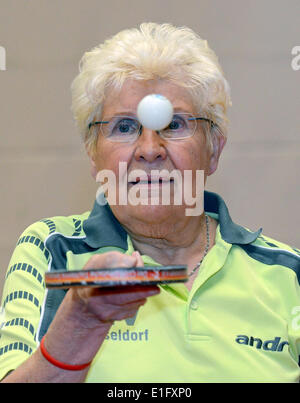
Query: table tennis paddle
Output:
[[45, 265, 188, 289]]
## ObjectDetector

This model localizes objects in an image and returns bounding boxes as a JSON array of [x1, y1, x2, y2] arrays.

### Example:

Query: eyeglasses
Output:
[[88, 113, 217, 143]]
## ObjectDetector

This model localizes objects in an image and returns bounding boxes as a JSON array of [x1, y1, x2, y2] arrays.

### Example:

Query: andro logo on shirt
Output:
[[235, 335, 289, 352]]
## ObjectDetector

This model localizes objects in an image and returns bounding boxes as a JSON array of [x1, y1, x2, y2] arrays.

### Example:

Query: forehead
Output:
[[102, 79, 196, 117]]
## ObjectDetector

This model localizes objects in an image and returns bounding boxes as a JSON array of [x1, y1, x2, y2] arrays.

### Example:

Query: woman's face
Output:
[[89, 79, 226, 237]]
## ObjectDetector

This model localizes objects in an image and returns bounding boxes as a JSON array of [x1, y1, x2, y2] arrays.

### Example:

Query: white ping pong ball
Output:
[[137, 94, 173, 131]]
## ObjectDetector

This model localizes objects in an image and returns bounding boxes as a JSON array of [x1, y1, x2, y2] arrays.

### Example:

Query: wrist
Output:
[[40, 335, 92, 371], [57, 287, 114, 332], [44, 289, 112, 366]]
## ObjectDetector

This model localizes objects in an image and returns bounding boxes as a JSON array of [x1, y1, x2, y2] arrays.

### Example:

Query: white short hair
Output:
[[71, 22, 232, 152]]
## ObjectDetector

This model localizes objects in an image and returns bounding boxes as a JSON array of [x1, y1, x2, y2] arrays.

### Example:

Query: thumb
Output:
[[132, 251, 144, 267]]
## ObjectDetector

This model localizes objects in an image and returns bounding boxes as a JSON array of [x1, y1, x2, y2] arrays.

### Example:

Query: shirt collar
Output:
[[83, 191, 262, 249], [204, 191, 262, 244], [82, 201, 128, 249]]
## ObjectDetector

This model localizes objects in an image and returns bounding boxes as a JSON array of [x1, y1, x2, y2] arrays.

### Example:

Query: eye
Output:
[[109, 117, 139, 137], [116, 118, 138, 134], [168, 115, 187, 131], [169, 120, 180, 130], [161, 113, 196, 139], [118, 120, 131, 133]]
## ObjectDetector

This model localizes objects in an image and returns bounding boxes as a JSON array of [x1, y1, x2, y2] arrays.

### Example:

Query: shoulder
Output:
[[3, 210, 92, 303], [9, 210, 91, 271], [18, 210, 91, 243], [238, 232, 300, 280]]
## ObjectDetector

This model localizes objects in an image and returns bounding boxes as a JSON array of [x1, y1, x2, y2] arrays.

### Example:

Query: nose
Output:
[[134, 127, 167, 163]]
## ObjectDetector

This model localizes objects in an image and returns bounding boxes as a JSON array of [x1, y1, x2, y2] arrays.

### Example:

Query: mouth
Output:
[[128, 175, 174, 186]]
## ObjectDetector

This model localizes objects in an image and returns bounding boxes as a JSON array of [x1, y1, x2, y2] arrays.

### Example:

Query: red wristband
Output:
[[40, 336, 92, 371]]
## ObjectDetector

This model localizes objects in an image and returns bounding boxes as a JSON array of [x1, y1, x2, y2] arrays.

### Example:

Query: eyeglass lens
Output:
[[100, 114, 198, 142]]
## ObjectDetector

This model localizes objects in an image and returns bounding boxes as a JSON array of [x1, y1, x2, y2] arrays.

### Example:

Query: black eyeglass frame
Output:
[[88, 116, 216, 130]]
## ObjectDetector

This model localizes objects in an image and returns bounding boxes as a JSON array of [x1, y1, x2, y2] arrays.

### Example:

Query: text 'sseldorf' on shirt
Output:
[[1, 191, 300, 382]]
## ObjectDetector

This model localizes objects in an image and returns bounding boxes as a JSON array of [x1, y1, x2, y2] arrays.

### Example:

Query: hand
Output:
[[42, 251, 160, 371], [70, 250, 160, 325]]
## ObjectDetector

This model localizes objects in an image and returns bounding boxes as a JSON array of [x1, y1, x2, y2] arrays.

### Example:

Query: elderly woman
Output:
[[1, 23, 300, 383]]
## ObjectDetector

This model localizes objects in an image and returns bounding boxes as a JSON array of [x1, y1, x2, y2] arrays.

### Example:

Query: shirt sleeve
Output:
[[0, 221, 50, 380]]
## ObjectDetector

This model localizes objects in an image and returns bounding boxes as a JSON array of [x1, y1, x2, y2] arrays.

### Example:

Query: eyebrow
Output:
[[173, 107, 193, 114], [105, 106, 194, 117]]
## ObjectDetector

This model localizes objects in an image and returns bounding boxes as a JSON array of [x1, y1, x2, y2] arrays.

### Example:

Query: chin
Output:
[[111, 203, 187, 226]]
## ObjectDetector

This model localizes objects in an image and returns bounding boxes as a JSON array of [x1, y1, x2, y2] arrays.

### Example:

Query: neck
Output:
[[125, 213, 210, 267]]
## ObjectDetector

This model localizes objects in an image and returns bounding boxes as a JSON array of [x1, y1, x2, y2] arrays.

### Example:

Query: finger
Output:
[[83, 251, 137, 270], [108, 298, 147, 310], [90, 285, 160, 305], [132, 251, 144, 267], [85, 297, 147, 323]]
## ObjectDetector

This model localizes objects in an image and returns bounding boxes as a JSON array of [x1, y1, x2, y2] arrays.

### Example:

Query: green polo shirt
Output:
[[1, 191, 300, 382]]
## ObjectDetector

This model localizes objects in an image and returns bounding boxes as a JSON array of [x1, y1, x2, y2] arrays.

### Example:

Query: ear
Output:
[[207, 131, 227, 176], [86, 145, 98, 180]]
